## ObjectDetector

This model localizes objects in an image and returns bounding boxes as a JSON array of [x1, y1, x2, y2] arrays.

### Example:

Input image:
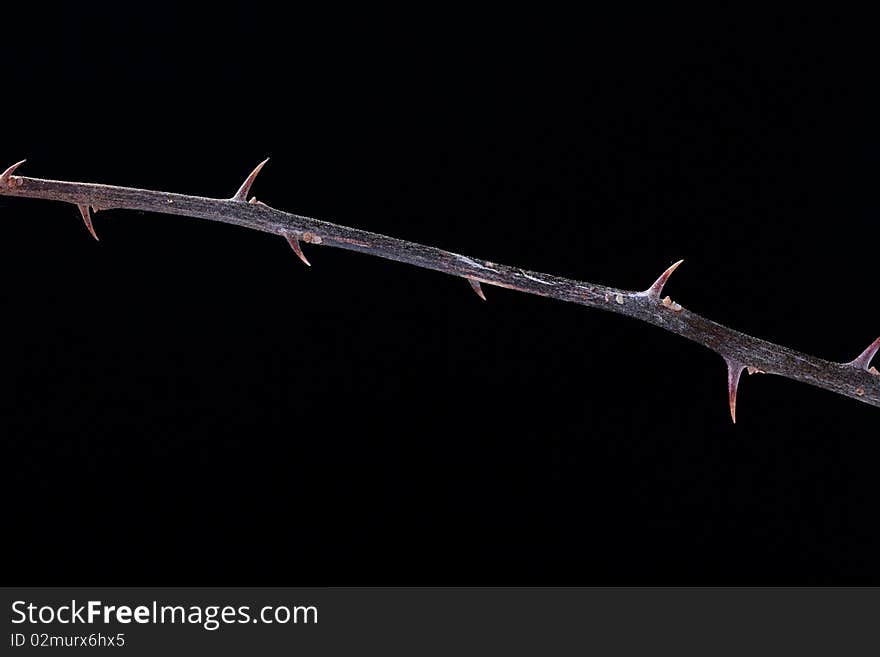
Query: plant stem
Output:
[[2, 159, 878, 421]]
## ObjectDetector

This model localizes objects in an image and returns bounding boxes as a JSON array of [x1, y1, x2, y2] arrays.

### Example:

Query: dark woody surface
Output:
[[3, 161, 877, 420]]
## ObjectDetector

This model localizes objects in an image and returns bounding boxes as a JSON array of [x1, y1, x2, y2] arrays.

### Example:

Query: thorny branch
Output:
[[2, 158, 878, 422]]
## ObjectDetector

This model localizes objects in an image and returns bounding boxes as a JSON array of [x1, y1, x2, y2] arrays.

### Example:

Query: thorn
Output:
[[467, 278, 486, 301], [846, 337, 880, 371], [641, 259, 684, 300], [725, 358, 745, 424], [282, 231, 311, 266], [231, 158, 269, 202], [1, 159, 26, 185], [77, 204, 99, 241], [249, 197, 268, 207]]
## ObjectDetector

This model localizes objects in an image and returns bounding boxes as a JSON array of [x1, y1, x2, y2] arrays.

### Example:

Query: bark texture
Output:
[[2, 159, 877, 421]]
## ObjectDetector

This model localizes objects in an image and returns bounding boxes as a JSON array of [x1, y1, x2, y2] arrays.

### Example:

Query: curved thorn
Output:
[[467, 277, 486, 301], [283, 231, 311, 266], [231, 158, 270, 202], [641, 259, 684, 299], [725, 358, 745, 424], [1, 159, 26, 184], [77, 204, 99, 241], [846, 337, 880, 371]]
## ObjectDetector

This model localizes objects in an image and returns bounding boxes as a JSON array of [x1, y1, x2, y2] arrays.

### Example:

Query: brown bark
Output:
[[2, 159, 877, 421]]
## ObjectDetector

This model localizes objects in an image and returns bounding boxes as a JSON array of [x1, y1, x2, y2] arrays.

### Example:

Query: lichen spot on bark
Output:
[[661, 296, 682, 312]]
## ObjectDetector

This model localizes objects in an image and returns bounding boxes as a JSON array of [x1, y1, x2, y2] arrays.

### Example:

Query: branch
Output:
[[2, 158, 878, 422]]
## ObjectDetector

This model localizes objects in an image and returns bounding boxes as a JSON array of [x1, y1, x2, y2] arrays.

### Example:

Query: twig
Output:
[[2, 158, 878, 422]]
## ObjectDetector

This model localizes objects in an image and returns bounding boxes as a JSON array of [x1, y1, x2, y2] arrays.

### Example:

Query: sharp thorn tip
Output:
[[725, 358, 744, 424], [232, 158, 270, 202], [467, 278, 486, 301], [642, 259, 685, 299], [283, 231, 311, 266], [77, 204, 99, 241], [1, 159, 27, 183], [846, 337, 880, 371]]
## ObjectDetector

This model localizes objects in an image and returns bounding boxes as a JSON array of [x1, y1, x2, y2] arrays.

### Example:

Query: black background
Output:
[[3, 7, 877, 583]]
